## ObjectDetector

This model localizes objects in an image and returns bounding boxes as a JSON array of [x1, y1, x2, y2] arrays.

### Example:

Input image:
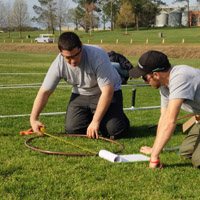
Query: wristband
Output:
[[150, 158, 160, 164]]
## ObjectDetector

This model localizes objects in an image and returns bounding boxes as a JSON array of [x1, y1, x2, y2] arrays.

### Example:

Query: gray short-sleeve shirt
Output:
[[42, 44, 121, 95], [160, 65, 200, 114]]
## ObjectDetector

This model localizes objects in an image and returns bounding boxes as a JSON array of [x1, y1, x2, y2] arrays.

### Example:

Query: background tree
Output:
[[0, 1, 5, 29], [173, 0, 190, 27], [84, 2, 100, 31], [116, 2, 134, 34], [11, 0, 29, 38], [72, 0, 100, 33], [97, 0, 108, 30], [56, 0, 69, 35], [82, 2, 94, 32], [67, 7, 82, 30], [127, 0, 146, 30], [33, 0, 57, 34], [101, 14, 108, 30], [2, 2, 13, 38], [139, 0, 164, 28], [127, 0, 164, 30], [99, 0, 122, 31]]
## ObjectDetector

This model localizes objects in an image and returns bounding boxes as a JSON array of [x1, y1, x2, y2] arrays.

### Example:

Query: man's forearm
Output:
[[92, 91, 113, 124], [30, 87, 53, 122], [86, 83, 114, 138], [92, 83, 114, 124], [151, 118, 177, 159]]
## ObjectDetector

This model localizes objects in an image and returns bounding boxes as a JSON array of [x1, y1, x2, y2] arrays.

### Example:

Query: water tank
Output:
[[182, 11, 189, 26], [156, 11, 168, 27], [168, 10, 182, 26]]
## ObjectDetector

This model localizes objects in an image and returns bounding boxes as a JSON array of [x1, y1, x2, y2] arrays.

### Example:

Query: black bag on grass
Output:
[[108, 51, 134, 84]]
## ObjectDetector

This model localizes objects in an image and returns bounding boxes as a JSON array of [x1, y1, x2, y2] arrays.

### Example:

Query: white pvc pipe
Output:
[[0, 82, 67, 87], [128, 80, 144, 83], [0, 83, 42, 87], [0, 112, 66, 119], [0, 73, 46, 75], [0, 81, 157, 118], [122, 84, 150, 87], [0, 86, 42, 89], [0, 84, 149, 90], [0, 85, 72, 89], [0, 106, 160, 119], [123, 106, 160, 111]]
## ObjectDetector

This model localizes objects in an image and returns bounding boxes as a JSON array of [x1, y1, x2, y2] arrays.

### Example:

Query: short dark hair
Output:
[[58, 32, 82, 51]]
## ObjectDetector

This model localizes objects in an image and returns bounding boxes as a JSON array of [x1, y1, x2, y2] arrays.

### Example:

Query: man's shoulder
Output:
[[83, 44, 108, 64], [172, 65, 193, 72], [83, 44, 105, 53], [171, 65, 200, 78]]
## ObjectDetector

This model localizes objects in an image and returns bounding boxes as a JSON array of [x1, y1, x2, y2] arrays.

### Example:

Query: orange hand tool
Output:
[[20, 128, 35, 136]]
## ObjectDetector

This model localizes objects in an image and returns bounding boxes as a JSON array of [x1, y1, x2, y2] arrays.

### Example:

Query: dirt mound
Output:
[[0, 43, 60, 53], [1, 43, 200, 59], [100, 44, 200, 59]]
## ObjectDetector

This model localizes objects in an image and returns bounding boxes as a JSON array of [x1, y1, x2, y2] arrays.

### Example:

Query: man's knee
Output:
[[65, 108, 92, 134], [65, 120, 87, 134], [192, 152, 200, 168], [180, 123, 200, 159], [65, 118, 75, 133], [102, 117, 130, 138], [191, 136, 200, 168], [179, 144, 193, 159]]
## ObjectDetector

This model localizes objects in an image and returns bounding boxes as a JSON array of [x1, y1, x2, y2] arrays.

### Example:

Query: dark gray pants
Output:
[[179, 123, 200, 168], [65, 90, 130, 138]]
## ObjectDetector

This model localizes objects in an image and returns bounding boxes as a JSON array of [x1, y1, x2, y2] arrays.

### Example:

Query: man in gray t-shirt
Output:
[[30, 32, 129, 139], [129, 50, 200, 168]]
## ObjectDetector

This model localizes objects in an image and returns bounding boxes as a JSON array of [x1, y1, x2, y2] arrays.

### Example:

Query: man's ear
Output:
[[153, 72, 160, 80]]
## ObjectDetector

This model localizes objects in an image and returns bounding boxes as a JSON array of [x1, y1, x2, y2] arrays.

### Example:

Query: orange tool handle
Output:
[[20, 128, 35, 136]]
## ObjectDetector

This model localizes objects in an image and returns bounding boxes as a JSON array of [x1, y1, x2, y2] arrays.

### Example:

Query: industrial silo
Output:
[[182, 11, 189, 26], [168, 10, 182, 26], [156, 11, 168, 27]]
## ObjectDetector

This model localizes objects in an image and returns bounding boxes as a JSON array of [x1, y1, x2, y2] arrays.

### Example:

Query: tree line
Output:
[[0, 0, 198, 38], [69, 0, 166, 33], [0, 0, 68, 38], [0, 0, 29, 38]]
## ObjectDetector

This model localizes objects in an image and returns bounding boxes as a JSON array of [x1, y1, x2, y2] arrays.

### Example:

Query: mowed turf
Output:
[[1, 37, 200, 199], [0, 26, 200, 45]]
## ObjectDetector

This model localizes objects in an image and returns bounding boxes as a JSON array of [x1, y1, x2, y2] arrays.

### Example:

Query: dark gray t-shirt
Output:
[[160, 65, 200, 114], [42, 44, 121, 95]]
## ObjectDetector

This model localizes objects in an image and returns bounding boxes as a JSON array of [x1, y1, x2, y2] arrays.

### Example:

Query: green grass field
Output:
[[1, 26, 200, 45], [1, 28, 200, 199]]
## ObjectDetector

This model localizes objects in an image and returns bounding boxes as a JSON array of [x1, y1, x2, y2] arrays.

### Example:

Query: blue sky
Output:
[[163, 0, 197, 5]]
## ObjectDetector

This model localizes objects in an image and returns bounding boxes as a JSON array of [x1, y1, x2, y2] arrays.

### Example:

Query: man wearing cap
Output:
[[129, 50, 200, 168]]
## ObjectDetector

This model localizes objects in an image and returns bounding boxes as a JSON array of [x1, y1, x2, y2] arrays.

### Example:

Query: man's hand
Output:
[[87, 121, 99, 139], [140, 146, 152, 155], [149, 158, 164, 169], [30, 120, 46, 135], [87, 82, 113, 139], [149, 162, 159, 168]]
